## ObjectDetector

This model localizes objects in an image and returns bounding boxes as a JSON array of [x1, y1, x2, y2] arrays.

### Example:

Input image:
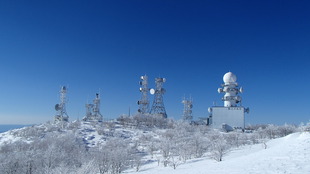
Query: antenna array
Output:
[[182, 96, 193, 121], [150, 77, 167, 118], [83, 93, 103, 122], [54, 86, 69, 122], [137, 75, 150, 115]]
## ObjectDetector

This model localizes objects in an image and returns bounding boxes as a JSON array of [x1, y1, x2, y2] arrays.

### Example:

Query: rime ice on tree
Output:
[[54, 86, 69, 122], [137, 75, 150, 115], [83, 93, 103, 122], [182, 97, 193, 121], [208, 72, 249, 130], [150, 77, 167, 118]]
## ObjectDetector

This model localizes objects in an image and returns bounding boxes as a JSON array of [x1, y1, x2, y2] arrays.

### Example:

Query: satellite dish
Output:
[[208, 107, 212, 113], [218, 88, 223, 93], [62, 86, 66, 91], [139, 87, 143, 92], [189, 104, 193, 108], [140, 76, 144, 80], [163, 78, 166, 82], [150, 88, 155, 95], [55, 104, 61, 111], [239, 87, 243, 93], [139, 81, 142, 85]]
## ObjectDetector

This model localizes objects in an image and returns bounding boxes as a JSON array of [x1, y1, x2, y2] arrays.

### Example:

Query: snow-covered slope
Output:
[[0, 120, 308, 174], [125, 132, 310, 174], [0, 121, 150, 147]]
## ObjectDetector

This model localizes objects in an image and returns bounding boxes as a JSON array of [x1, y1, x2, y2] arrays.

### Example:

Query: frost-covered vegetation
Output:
[[0, 115, 308, 174]]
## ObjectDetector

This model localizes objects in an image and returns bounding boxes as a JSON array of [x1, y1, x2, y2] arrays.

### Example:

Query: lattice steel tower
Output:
[[83, 93, 103, 122], [150, 77, 167, 118], [182, 96, 193, 121], [54, 86, 69, 122], [137, 75, 150, 115]]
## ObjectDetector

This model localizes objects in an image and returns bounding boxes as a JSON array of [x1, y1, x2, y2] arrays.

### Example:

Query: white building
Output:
[[208, 72, 249, 130]]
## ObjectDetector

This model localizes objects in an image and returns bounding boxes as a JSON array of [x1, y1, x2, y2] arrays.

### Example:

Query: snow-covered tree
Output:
[[209, 133, 229, 162]]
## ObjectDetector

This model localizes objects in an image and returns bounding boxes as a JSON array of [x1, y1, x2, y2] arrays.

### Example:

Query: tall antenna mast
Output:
[[150, 77, 167, 118], [83, 93, 103, 122], [54, 86, 69, 122], [137, 75, 150, 115], [182, 96, 193, 121]]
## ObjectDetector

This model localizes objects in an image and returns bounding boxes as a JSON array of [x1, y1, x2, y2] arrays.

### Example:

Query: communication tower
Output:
[[208, 72, 249, 130], [150, 77, 167, 118], [182, 96, 193, 121], [217, 72, 242, 107], [137, 75, 150, 115], [54, 86, 69, 122], [83, 93, 103, 122]]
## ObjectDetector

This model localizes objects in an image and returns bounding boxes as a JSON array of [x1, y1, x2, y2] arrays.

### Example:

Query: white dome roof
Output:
[[223, 72, 237, 83]]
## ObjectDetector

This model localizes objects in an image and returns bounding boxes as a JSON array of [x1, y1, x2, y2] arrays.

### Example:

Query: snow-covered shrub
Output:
[[11, 125, 45, 138], [139, 134, 159, 158], [117, 114, 174, 130], [93, 137, 140, 174], [305, 122, 310, 132], [0, 131, 87, 174], [104, 121, 116, 136], [209, 133, 229, 162], [256, 124, 297, 139], [43, 122, 62, 132], [117, 114, 132, 127], [67, 120, 82, 131], [0, 118, 304, 173], [277, 124, 297, 137]]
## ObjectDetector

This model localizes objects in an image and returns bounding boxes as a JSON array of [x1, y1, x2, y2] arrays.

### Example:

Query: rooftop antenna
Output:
[[54, 86, 69, 122], [150, 77, 167, 118], [137, 75, 150, 115]]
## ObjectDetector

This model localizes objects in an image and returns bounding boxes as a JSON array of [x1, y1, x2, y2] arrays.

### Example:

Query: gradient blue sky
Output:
[[0, 0, 309, 125]]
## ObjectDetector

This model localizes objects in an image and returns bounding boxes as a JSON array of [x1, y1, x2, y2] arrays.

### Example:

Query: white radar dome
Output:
[[223, 72, 237, 84]]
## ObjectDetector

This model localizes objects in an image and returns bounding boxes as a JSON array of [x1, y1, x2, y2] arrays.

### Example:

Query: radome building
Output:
[[208, 72, 249, 130]]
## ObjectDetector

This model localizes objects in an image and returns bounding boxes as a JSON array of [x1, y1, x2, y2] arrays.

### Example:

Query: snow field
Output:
[[125, 132, 310, 174], [0, 119, 308, 174]]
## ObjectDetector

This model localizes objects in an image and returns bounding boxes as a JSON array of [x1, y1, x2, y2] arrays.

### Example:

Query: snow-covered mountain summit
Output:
[[0, 117, 308, 174]]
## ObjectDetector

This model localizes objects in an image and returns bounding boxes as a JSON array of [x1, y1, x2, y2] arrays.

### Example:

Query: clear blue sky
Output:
[[0, 0, 309, 125]]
